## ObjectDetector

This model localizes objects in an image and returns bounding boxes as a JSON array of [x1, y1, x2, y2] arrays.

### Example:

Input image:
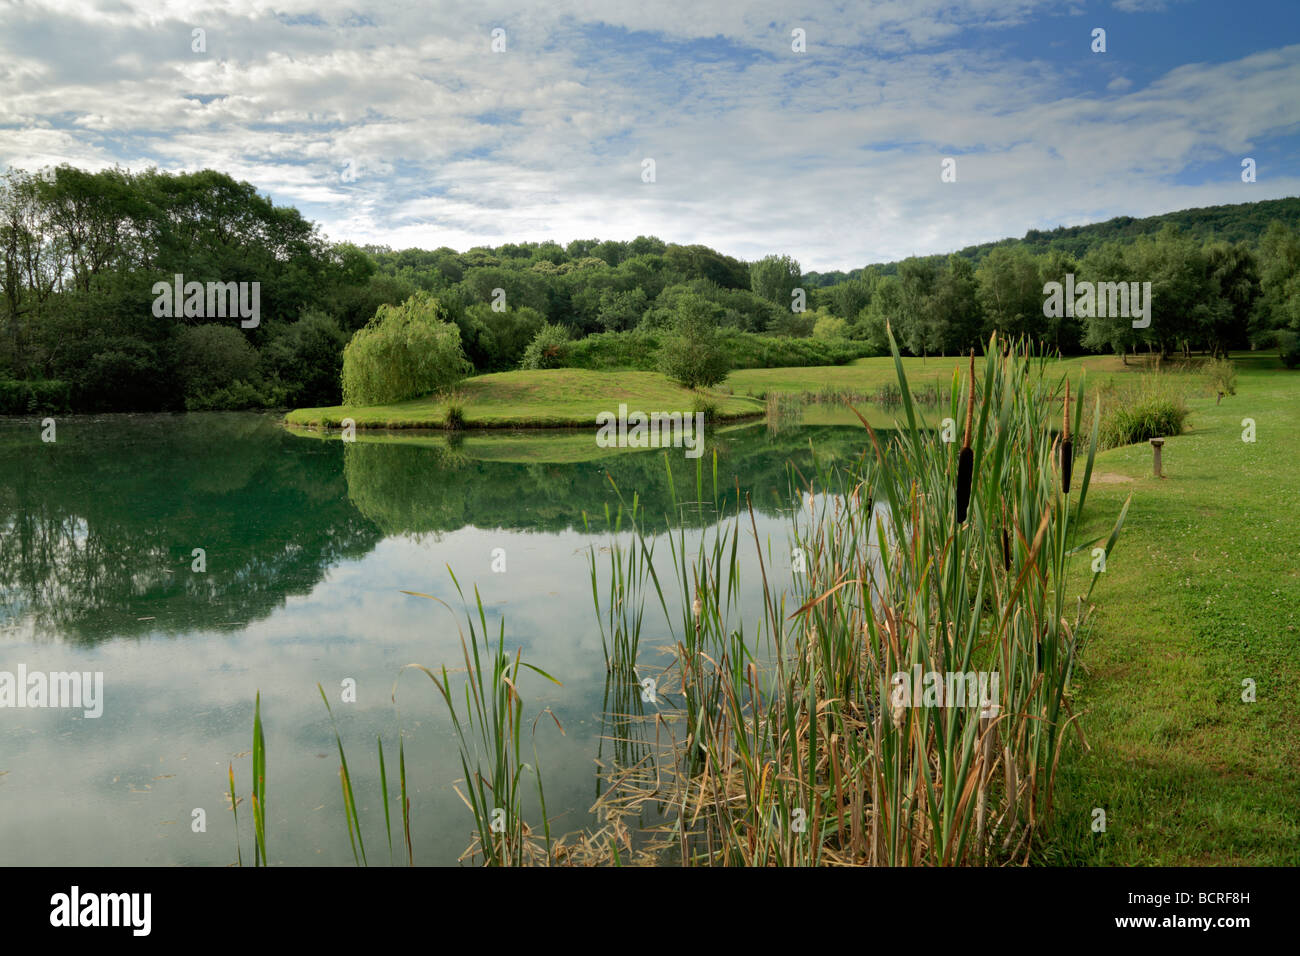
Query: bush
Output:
[[342, 292, 471, 405], [657, 295, 730, 389], [1276, 330, 1300, 369], [0, 378, 72, 414], [1202, 356, 1237, 397], [184, 378, 273, 411], [444, 392, 466, 429], [519, 322, 572, 370]]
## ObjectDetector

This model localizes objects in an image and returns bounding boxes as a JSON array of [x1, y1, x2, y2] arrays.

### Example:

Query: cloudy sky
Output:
[[2, 0, 1297, 271]]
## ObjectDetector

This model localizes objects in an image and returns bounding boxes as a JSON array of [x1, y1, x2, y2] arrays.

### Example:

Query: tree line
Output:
[[2, 164, 1296, 413]]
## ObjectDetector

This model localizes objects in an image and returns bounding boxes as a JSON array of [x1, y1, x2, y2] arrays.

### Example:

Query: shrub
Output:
[[519, 322, 572, 370], [1276, 330, 1300, 369], [658, 295, 730, 389], [0, 378, 72, 414], [341, 292, 471, 405], [444, 392, 466, 429], [1202, 356, 1237, 397]]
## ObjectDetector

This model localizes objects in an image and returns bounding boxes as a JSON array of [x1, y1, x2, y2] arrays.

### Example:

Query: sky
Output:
[[1, 0, 1298, 271]]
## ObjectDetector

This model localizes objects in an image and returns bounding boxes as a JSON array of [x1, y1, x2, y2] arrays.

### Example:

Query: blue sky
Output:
[[1, 0, 1297, 270]]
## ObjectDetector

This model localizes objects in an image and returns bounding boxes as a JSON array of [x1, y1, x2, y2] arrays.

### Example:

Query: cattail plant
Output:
[[1060, 379, 1074, 494], [955, 350, 976, 524]]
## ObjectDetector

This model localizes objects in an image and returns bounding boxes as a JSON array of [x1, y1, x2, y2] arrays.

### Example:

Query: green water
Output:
[[0, 412, 869, 865]]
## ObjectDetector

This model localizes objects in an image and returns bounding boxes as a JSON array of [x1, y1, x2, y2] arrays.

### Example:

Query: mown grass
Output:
[[1048, 351, 1300, 865], [285, 368, 763, 429], [725, 352, 1132, 398]]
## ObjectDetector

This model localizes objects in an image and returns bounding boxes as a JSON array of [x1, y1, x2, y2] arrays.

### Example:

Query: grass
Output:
[[724, 352, 1132, 398], [285, 368, 762, 430], [1047, 350, 1300, 865]]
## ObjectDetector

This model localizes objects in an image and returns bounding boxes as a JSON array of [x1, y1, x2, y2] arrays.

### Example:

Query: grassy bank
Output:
[[1049, 351, 1300, 864], [285, 353, 1160, 432], [725, 353, 1132, 398], [285, 368, 762, 429]]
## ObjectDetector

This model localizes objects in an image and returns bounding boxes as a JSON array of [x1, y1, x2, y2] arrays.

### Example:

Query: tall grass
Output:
[[401, 573, 562, 865], [567, 329, 1132, 865], [1090, 371, 1192, 449]]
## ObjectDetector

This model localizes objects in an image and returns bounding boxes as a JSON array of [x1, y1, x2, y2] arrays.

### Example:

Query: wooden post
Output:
[[1150, 437, 1165, 478]]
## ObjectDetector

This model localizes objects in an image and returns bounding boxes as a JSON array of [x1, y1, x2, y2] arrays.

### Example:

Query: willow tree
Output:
[[341, 292, 471, 406]]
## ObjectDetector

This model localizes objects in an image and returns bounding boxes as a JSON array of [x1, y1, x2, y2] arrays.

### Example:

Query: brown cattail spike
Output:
[[956, 350, 976, 524], [1060, 379, 1074, 494]]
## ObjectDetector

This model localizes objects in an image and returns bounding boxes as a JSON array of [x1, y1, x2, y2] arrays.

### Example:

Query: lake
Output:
[[0, 412, 873, 865]]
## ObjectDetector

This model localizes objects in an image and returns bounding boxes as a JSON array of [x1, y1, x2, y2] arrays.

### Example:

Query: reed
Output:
[[400, 573, 563, 865], [568, 328, 1132, 865]]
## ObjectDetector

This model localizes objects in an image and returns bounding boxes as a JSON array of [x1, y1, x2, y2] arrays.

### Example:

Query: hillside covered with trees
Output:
[[2, 165, 1297, 413]]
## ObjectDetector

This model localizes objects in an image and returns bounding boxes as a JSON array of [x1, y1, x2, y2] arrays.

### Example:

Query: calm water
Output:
[[0, 413, 869, 865]]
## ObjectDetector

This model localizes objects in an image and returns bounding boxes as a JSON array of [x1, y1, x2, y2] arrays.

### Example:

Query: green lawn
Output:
[[1046, 351, 1300, 865], [285, 368, 762, 429], [725, 352, 1135, 397]]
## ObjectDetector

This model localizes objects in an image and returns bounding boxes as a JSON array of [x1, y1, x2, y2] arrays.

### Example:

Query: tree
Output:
[[976, 246, 1042, 341], [929, 256, 983, 354], [657, 294, 730, 389], [1079, 241, 1140, 362], [597, 287, 648, 331], [1256, 221, 1300, 342], [813, 314, 849, 339], [749, 254, 802, 310], [258, 310, 348, 406], [1126, 226, 1213, 358], [825, 273, 874, 320], [857, 275, 903, 353], [173, 324, 260, 408], [1204, 241, 1259, 355], [895, 257, 940, 356], [341, 293, 470, 405]]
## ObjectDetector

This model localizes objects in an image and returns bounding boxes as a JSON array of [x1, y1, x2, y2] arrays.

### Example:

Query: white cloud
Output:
[[2, 1, 1297, 270]]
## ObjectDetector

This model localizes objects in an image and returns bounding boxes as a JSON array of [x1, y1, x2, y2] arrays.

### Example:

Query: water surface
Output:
[[0, 413, 871, 865]]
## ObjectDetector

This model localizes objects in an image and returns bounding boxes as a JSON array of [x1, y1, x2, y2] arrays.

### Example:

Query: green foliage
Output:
[[657, 294, 730, 389], [519, 322, 572, 370], [341, 293, 471, 406], [173, 324, 261, 409], [4, 161, 1297, 412], [460, 303, 546, 371], [0, 377, 71, 414], [1203, 356, 1238, 396], [748, 253, 802, 308], [812, 313, 849, 339], [258, 310, 348, 407], [1274, 329, 1300, 369]]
